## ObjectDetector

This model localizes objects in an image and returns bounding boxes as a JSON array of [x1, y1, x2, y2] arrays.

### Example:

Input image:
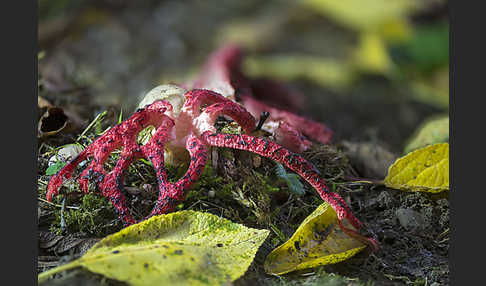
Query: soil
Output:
[[37, 1, 449, 285]]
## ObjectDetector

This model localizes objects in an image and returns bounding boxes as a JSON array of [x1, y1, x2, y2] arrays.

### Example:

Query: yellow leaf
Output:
[[264, 203, 366, 275], [352, 32, 393, 74], [404, 115, 449, 154], [301, 0, 421, 32], [39, 210, 269, 286], [244, 55, 354, 90], [378, 18, 413, 44], [384, 143, 449, 193]]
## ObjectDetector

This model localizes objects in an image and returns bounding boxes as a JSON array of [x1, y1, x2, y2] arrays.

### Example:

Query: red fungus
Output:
[[190, 44, 334, 152], [46, 45, 378, 251]]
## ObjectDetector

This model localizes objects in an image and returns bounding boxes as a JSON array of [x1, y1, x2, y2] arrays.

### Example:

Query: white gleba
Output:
[[137, 84, 193, 166]]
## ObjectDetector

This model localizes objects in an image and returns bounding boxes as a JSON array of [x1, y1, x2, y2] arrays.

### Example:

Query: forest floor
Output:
[[37, 1, 449, 285]]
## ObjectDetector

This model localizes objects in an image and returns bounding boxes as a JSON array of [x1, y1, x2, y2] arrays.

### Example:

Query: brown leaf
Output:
[[38, 107, 85, 138], [39, 231, 100, 255]]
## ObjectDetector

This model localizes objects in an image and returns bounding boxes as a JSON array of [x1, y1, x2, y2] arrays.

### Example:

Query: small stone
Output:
[[396, 208, 425, 230], [208, 190, 216, 198], [48, 144, 84, 166]]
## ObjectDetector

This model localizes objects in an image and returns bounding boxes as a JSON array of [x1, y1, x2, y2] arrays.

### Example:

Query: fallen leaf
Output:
[[38, 107, 84, 138], [384, 143, 449, 193], [404, 115, 449, 154], [352, 32, 393, 74], [38, 96, 52, 109], [39, 231, 64, 249], [244, 55, 353, 90], [38, 210, 269, 286], [38, 107, 69, 138], [264, 203, 366, 275], [341, 141, 397, 179], [410, 68, 449, 109], [301, 0, 421, 32], [39, 231, 100, 259], [45, 161, 68, 176]]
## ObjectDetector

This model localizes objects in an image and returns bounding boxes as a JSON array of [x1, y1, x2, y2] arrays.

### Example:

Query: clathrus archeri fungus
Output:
[[47, 45, 378, 251]]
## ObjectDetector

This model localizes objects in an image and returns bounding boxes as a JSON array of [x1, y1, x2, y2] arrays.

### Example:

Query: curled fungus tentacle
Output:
[[201, 131, 377, 249], [200, 132, 358, 228]]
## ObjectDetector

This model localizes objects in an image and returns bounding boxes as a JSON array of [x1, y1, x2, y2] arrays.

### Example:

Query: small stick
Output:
[[342, 176, 384, 185], [38, 197, 80, 210], [60, 197, 67, 234]]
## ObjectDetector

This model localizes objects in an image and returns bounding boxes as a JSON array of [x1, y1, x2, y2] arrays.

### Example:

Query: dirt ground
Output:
[[37, 1, 449, 285]]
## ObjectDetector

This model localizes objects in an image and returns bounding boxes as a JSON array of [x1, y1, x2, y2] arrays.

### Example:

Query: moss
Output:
[[262, 271, 370, 286], [220, 121, 243, 134], [237, 267, 371, 286], [303, 144, 356, 183], [50, 193, 121, 236]]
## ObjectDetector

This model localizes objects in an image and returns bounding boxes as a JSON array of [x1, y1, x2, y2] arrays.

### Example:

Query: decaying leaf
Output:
[[404, 115, 449, 154], [38, 96, 52, 109], [264, 203, 366, 275], [38, 210, 269, 286], [384, 143, 449, 193], [38, 107, 69, 138], [38, 107, 84, 138], [39, 231, 100, 256]]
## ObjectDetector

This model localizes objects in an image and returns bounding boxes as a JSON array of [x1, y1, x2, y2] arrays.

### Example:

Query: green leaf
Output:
[[275, 163, 305, 195], [38, 210, 269, 286], [404, 115, 449, 153], [264, 203, 366, 275], [384, 143, 449, 193], [118, 108, 123, 124], [47, 143, 85, 175], [407, 23, 449, 73], [45, 161, 67, 176]]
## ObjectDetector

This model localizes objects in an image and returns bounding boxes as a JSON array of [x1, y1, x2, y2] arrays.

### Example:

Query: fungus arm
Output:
[[143, 133, 207, 218], [46, 101, 175, 225], [201, 131, 378, 251]]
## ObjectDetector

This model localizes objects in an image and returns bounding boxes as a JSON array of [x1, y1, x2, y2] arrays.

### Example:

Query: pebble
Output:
[[395, 208, 426, 230]]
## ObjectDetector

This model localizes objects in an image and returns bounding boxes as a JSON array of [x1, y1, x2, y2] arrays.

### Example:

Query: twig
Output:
[[76, 110, 108, 141], [60, 197, 67, 234], [38, 197, 80, 210], [343, 176, 384, 185]]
